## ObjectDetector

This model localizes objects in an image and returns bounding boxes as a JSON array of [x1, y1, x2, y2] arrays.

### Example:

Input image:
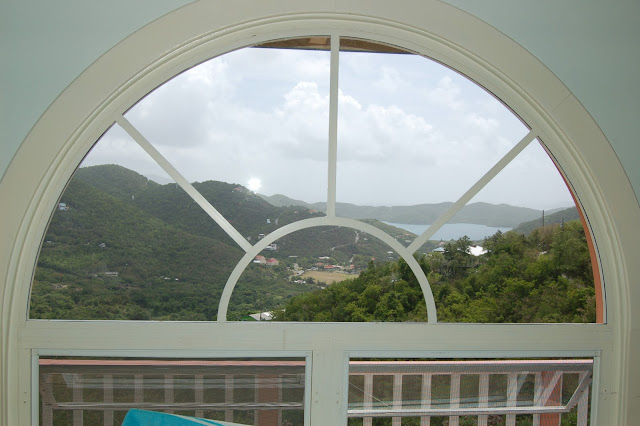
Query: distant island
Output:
[[259, 193, 574, 228]]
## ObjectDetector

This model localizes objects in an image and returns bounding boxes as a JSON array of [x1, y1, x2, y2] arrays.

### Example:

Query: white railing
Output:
[[348, 360, 592, 426], [39, 359, 305, 426], [39, 359, 592, 426]]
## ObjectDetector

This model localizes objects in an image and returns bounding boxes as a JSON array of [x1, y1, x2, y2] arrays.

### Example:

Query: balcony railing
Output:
[[348, 360, 592, 426], [39, 358, 592, 426]]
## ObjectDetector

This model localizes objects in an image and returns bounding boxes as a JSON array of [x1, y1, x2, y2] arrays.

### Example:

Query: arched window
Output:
[[30, 37, 599, 326]]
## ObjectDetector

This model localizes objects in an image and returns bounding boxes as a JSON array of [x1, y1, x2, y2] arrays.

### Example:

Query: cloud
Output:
[[125, 64, 228, 149], [428, 76, 464, 110], [373, 66, 404, 92], [337, 94, 437, 165], [268, 81, 330, 160], [184, 58, 232, 91], [465, 112, 499, 133], [119, 72, 331, 199]]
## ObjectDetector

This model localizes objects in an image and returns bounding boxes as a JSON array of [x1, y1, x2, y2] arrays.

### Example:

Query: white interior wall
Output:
[[0, 0, 194, 179]]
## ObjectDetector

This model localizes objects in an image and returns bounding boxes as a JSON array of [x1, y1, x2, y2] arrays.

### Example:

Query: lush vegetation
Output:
[[30, 165, 406, 320], [512, 206, 579, 234], [275, 220, 596, 323], [31, 178, 241, 320], [31, 164, 595, 324]]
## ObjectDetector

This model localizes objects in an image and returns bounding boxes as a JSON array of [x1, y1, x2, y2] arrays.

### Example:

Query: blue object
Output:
[[122, 409, 227, 425]]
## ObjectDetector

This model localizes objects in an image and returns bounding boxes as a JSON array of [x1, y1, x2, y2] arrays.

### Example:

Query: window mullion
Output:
[[115, 116, 252, 252], [310, 349, 347, 425], [408, 130, 537, 253], [327, 35, 340, 218]]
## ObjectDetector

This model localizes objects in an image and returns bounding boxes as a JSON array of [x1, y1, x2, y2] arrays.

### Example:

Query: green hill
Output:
[[32, 165, 412, 320], [75, 165, 412, 259], [258, 193, 314, 209], [32, 178, 244, 320], [75, 165, 323, 244], [512, 207, 580, 234], [260, 194, 547, 227], [74, 164, 161, 200], [275, 220, 596, 323]]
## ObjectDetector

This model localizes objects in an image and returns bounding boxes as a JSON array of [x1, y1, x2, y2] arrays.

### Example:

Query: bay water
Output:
[[384, 222, 512, 241]]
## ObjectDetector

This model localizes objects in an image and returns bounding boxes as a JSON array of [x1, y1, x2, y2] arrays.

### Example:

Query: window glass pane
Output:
[[347, 359, 593, 425], [420, 139, 597, 323], [124, 39, 331, 239], [269, 227, 427, 322], [462, 139, 575, 213], [337, 38, 529, 209], [79, 123, 174, 184], [230, 224, 380, 321], [30, 125, 242, 320], [39, 357, 306, 426]]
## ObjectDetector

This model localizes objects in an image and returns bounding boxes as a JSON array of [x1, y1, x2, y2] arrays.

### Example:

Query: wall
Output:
[[0, 0, 193, 180], [1, 0, 638, 423]]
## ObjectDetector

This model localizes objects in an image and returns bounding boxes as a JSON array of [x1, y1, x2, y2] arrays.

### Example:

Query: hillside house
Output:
[[249, 312, 273, 321], [469, 245, 488, 256]]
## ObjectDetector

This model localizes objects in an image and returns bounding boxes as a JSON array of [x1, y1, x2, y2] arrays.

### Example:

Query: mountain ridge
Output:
[[76, 164, 573, 230], [259, 193, 568, 228]]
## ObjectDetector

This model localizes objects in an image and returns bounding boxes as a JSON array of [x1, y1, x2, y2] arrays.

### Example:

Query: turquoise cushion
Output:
[[122, 409, 228, 425]]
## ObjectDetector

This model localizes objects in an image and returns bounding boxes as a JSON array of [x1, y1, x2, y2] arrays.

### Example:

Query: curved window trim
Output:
[[0, 5, 634, 425]]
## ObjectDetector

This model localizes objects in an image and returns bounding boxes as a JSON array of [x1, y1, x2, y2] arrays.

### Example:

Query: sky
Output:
[[82, 40, 575, 211]]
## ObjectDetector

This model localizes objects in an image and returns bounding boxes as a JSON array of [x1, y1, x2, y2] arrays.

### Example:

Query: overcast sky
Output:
[[82, 42, 574, 211]]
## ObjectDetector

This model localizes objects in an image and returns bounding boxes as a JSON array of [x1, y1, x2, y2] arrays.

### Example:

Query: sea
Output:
[[384, 222, 512, 241]]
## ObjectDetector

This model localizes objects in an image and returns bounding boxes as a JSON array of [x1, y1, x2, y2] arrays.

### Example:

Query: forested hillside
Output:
[[30, 165, 411, 320], [75, 165, 324, 243], [31, 164, 593, 323], [512, 206, 580, 235], [275, 221, 596, 323], [31, 177, 248, 320]]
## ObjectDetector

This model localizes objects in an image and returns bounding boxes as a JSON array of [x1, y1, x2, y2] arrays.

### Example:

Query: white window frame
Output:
[[1, 4, 632, 425]]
